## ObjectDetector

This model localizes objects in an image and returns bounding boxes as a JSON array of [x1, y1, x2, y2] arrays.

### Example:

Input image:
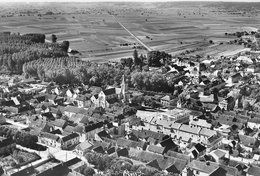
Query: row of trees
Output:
[[84, 151, 176, 176], [0, 126, 38, 149], [23, 56, 181, 92], [0, 33, 69, 74]]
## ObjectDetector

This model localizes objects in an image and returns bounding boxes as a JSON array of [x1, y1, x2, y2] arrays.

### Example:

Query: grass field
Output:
[[1, 2, 260, 62]]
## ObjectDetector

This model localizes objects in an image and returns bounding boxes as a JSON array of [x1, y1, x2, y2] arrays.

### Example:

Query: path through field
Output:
[[112, 15, 153, 52]]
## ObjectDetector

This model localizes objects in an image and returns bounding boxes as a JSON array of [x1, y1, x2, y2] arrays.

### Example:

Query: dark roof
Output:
[[97, 130, 111, 139], [166, 163, 180, 174], [93, 146, 105, 153], [160, 138, 176, 148], [107, 98, 119, 104], [103, 88, 116, 95], [192, 150, 198, 158], [62, 133, 79, 142], [0, 138, 15, 148], [107, 147, 116, 154], [195, 143, 206, 153], [117, 148, 128, 157], [11, 166, 35, 176], [146, 159, 161, 170]]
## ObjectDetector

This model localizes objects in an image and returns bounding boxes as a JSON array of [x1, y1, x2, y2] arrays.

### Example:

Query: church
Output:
[[91, 75, 129, 109]]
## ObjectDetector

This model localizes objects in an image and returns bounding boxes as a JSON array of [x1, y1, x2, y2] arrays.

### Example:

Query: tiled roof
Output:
[[147, 145, 165, 154], [41, 132, 60, 141], [179, 124, 201, 135], [51, 119, 66, 128], [116, 138, 138, 148], [199, 128, 217, 137], [76, 141, 92, 151], [64, 105, 88, 114], [187, 160, 219, 174], [248, 166, 260, 176]]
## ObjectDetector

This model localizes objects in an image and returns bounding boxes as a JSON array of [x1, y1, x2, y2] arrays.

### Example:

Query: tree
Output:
[[123, 105, 137, 116], [61, 41, 69, 52], [51, 34, 57, 43], [83, 167, 95, 176], [147, 50, 171, 67], [133, 49, 139, 65]]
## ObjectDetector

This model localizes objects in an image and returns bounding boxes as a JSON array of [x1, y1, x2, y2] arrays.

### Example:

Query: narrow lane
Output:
[[112, 15, 153, 52]]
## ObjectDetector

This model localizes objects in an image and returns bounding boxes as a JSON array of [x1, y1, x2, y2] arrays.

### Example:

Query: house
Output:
[[147, 145, 166, 155], [49, 107, 62, 118], [60, 133, 80, 149], [0, 138, 16, 155], [85, 122, 104, 140], [227, 73, 242, 83], [47, 94, 63, 105], [69, 114, 85, 124], [23, 77, 36, 84], [95, 130, 111, 142], [161, 95, 171, 106], [66, 89, 77, 99], [178, 124, 201, 142], [190, 119, 212, 129], [189, 143, 206, 159], [73, 125, 86, 142], [39, 132, 61, 148], [75, 94, 92, 108], [210, 149, 226, 164], [219, 96, 235, 111], [50, 119, 67, 131], [75, 140, 92, 155], [183, 160, 226, 176], [92, 88, 119, 108], [116, 138, 138, 148], [64, 105, 88, 117]]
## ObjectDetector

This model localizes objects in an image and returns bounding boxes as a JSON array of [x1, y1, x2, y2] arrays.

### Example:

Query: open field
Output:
[[0, 2, 260, 62]]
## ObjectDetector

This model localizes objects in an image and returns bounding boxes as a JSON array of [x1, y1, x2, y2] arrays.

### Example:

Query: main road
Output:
[[111, 15, 153, 52]]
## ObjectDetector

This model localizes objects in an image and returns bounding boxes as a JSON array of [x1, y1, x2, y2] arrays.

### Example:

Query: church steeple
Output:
[[121, 75, 127, 101]]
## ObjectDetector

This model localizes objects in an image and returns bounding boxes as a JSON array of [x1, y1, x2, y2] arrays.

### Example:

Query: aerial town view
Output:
[[1, 0, 260, 175]]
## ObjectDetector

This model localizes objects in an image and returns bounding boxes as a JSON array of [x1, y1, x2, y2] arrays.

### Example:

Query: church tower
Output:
[[121, 75, 128, 102]]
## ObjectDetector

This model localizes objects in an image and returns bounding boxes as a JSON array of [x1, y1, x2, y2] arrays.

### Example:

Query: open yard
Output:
[[0, 149, 41, 171], [0, 2, 260, 62]]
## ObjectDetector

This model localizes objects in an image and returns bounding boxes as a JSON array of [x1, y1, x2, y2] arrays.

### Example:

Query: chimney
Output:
[[206, 161, 210, 166]]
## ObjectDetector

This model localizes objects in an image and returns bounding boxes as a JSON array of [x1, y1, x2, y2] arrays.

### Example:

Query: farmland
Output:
[[0, 1, 260, 62]]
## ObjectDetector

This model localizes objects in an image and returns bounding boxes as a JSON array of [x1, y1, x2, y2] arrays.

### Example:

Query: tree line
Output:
[[0, 33, 69, 74], [0, 126, 38, 149], [83, 150, 177, 176]]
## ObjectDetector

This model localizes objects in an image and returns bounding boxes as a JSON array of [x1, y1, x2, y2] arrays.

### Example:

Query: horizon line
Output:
[[1, 0, 260, 3]]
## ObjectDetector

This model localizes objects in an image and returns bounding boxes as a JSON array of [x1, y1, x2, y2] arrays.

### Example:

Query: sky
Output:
[[1, 0, 260, 2]]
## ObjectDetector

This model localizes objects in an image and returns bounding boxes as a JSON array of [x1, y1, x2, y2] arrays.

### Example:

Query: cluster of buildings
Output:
[[1, 50, 260, 176]]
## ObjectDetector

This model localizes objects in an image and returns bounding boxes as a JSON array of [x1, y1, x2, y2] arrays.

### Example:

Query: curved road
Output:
[[112, 15, 153, 52]]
